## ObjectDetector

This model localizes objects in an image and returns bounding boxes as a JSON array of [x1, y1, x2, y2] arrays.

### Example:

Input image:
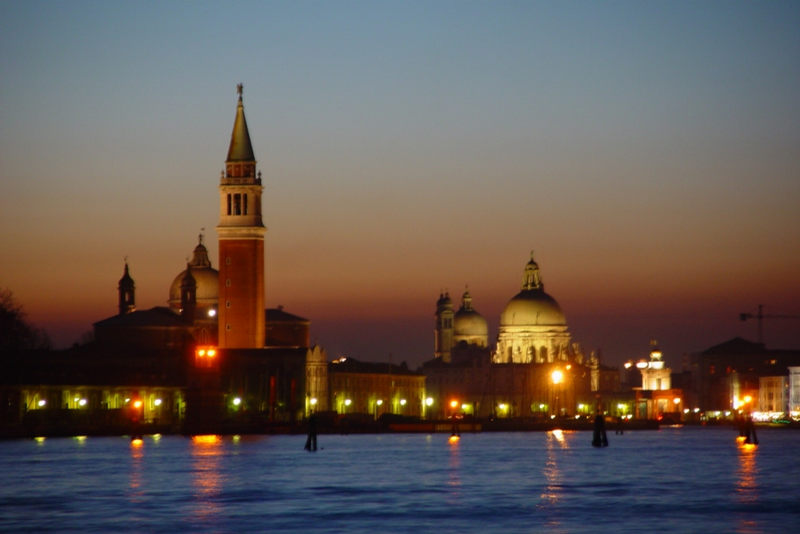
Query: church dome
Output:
[[499, 254, 566, 327], [453, 290, 488, 338], [500, 290, 566, 326], [168, 237, 219, 311]]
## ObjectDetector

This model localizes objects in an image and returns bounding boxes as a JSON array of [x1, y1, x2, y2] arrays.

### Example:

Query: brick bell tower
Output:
[[217, 84, 266, 348]]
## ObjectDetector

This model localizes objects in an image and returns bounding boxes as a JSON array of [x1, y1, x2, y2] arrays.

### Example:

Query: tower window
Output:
[[243, 194, 248, 215], [227, 194, 232, 215], [233, 194, 242, 215]]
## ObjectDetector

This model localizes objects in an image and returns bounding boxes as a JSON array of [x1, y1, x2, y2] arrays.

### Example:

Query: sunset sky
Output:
[[2, 1, 798, 368]]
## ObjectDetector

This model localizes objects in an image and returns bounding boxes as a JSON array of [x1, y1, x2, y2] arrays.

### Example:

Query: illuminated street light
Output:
[[551, 370, 564, 384], [425, 397, 434, 407], [233, 397, 242, 407]]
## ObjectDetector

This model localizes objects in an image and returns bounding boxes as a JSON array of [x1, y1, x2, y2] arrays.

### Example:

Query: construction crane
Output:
[[739, 304, 800, 344]]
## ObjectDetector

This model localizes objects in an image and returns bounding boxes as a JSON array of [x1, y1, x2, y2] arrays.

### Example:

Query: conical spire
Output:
[[118, 261, 136, 315], [226, 83, 255, 163]]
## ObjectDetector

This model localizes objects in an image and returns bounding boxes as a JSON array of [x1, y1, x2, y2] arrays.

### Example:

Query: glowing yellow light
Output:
[[233, 397, 242, 406], [551, 370, 563, 384], [736, 435, 746, 444], [198, 349, 206, 357], [550, 429, 564, 441], [207, 309, 216, 317], [131, 438, 143, 447], [376, 399, 383, 406], [673, 397, 681, 405], [78, 398, 87, 407], [624, 362, 632, 369], [207, 349, 216, 357], [37, 399, 46, 407], [400, 399, 407, 406], [310, 397, 318, 406], [448, 435, 460, 444], [636, 361, 648, 369], [154, 398, 162, 406], [34, 436, 46, 443], [192, 435, 220, 445], [425, 397, 434, 406], [133, 400, 142, 409], [450, 400, 459, 409], [344, 398, 352, 406], [152, 433, 162, 441], [743, 395, 752, 404], [565, 364, 572, 370], [74, 435, 87, 442], [498, 403, 507, 411]]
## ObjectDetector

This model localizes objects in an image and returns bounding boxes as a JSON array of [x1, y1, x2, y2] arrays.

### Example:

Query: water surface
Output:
[[1, 427, 798, 533]]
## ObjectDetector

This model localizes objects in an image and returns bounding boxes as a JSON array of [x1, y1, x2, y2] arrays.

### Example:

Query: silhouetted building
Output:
[[690, 337, 800, 414]]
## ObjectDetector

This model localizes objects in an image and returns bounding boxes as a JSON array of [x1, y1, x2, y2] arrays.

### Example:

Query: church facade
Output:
[[426, 254, 600, 419]]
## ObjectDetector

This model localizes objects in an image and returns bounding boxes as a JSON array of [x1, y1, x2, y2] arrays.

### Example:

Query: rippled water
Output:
[[1, 427, 798, 533]]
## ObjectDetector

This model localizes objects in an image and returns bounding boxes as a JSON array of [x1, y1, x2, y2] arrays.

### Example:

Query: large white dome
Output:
[[500, 289, 566, 327]]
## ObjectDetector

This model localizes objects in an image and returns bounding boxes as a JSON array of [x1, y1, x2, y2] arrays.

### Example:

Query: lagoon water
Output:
[[1, 427, 798, 533]]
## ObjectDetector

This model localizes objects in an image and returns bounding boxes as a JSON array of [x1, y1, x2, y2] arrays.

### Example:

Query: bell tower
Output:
[[216, 84, 266, 348], [118, 261, 135, 315]]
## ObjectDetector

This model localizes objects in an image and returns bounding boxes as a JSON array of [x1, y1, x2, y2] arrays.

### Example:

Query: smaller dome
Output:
[[168, 237, 219, 311], [453, 290, 488, 344], [454, 309, 488, 338]]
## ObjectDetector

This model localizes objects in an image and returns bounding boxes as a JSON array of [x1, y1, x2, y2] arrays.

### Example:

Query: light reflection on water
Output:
[[1, 427, 799, 533], [190, 435, 224, 526]]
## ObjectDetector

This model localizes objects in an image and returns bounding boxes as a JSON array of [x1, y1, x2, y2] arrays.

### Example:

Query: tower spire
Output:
[[226, 83, 255, 168], [118, 261, 136, 315]]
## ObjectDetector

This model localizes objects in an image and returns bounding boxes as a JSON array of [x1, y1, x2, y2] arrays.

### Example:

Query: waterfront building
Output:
[[328, 357, 426, 419], [426, 254, 599, 419], [689, 337, 800, 414], [1, 87, 331, 436]]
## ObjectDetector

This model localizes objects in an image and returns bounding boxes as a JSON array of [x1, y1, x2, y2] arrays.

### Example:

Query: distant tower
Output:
[[217, 84, 266, 348], [118, 262, 135, 315], [434, 292, 454, 362], [180, 264, 197, 323]]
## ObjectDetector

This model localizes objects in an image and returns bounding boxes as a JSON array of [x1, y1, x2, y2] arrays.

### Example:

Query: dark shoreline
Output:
[[3, 417, 798, 440]]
